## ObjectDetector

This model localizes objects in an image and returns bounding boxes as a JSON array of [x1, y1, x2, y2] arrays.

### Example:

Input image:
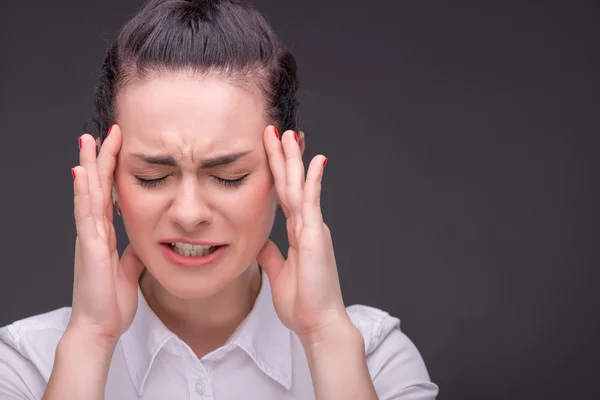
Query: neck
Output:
[[139, 261, 263, 358]]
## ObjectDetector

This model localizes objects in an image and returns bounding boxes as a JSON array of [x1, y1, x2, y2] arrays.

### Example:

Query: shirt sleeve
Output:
[[369, 326, 439, 400], [0, 338, 40, 400], [348, 305, 438, 400]]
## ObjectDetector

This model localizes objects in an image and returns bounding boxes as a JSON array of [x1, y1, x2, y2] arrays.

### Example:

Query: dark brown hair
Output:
[[90, 0, 300, 142]]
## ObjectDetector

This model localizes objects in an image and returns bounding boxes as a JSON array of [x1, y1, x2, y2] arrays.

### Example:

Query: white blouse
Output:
[[0, 270, 438, 399]]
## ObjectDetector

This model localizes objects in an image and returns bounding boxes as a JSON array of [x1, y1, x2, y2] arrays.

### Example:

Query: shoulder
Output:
[[346, 304, 402, 355], [0, 307, 71, 383], [0, 307, 71, 352], [346, 304, 439, 399]]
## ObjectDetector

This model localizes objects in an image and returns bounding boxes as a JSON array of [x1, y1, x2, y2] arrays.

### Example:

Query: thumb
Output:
[[119, 244, 146, 285], [256, 239, 285, 283]]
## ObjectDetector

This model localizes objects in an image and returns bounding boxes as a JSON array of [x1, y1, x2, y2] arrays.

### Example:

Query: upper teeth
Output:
[[171, 242, 214, 251]]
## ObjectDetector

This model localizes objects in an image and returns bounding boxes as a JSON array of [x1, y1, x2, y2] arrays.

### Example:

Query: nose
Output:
[[167, 178, 213, 231]]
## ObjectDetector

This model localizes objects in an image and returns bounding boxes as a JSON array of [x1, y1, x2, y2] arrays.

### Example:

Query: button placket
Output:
[[195, 378, 207, 395], [186, 357, 213, 398]]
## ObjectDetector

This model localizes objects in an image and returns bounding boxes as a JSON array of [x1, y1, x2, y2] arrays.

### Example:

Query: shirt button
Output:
[[195, 379, 206, 395]]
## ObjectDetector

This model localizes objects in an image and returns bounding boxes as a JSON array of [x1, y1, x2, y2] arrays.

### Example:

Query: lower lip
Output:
[[161, 244, 227, 268]]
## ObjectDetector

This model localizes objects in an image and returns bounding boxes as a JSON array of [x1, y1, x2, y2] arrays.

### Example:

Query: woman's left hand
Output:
[[257, 125, 354, 345]]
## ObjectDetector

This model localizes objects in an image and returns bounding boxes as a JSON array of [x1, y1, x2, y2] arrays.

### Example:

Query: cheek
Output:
[[223, 173, 277, 230], [116, 181, 161, 231], [115, 170, 277, 239]]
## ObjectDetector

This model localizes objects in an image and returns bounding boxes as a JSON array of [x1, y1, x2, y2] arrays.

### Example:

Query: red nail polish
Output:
[[323, 158, 328, 167], [71, 168, 76, 179], [274, 126, 279, 139], [107, 125, 113, 136], [293, 131, 298, 142], [78, 136, 82, 149]]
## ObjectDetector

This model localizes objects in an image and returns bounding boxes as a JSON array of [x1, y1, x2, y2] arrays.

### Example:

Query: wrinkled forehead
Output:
[[115, 73, 268, 161]]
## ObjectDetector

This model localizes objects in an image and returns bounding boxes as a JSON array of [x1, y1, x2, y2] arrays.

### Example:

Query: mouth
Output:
[[162, 242, 224, 257], [160, 241, 228, 268]]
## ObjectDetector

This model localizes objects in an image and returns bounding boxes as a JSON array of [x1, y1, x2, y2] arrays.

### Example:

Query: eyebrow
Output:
[[131, 150, 253, 169]]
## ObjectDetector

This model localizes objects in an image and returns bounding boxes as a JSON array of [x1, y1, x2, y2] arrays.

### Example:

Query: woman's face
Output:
[[113, 73, 277, 299]]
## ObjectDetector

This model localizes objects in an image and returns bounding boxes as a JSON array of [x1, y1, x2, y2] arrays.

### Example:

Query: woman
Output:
[[0, 0, 438, 398]]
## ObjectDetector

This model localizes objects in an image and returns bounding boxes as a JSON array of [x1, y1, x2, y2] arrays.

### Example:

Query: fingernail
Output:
[[71, 168, 76, 179], [293, 131, 298, 142], [78, 136, 82, 149], [274, 126, 279, 139], [107, 125, 113, 136], [323, 158, 328, 168]]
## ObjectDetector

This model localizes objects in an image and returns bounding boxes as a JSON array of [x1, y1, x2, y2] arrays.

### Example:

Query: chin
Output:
[[145, 258, 249, 300], [149, 270, 223, 299]]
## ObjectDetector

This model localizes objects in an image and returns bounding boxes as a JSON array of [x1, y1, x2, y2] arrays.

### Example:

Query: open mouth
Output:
[[164, 242, 223, 257]]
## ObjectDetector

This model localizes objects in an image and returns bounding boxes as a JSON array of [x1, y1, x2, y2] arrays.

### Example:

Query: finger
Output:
[[96, 124, 122, 220], [256, 239, 285, 283], [302, 155, 327, 230], [281, 129, 305, 228], [79, 133, 105, 235], [72, 166, 99, 243], [263, 125, 291, 218]]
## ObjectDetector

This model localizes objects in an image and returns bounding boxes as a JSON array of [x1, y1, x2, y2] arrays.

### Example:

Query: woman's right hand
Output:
[[69, 124, 145, 344]]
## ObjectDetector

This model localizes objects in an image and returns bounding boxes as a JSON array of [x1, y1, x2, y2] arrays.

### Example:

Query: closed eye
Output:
[[135, 176, 168, 188], [213, 174, 249, 188], [135, 174, 249, 189]]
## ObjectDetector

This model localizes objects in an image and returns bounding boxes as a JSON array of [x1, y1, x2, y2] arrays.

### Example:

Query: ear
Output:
[[298, 130, 306, 155]]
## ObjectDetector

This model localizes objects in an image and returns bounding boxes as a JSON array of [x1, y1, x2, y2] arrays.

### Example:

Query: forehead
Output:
[[115, 73, 268, 158]]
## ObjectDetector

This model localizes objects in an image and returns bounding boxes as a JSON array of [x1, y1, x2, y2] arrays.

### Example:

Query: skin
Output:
[[113, 74, 286, 354], [43, 72, 378, 400]]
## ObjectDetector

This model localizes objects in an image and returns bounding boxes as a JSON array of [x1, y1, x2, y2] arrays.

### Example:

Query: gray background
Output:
[[1, 1, 598, 399]]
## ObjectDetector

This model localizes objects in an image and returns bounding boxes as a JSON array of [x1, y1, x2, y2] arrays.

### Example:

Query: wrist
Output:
[[299, 311, 362, 352], [60, 323, 118, 359], [299, 314, 378, 400], [44, 324, 117, 400]]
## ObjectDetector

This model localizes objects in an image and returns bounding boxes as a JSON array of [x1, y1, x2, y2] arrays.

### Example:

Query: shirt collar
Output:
[[120, 268, 292, 395]]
